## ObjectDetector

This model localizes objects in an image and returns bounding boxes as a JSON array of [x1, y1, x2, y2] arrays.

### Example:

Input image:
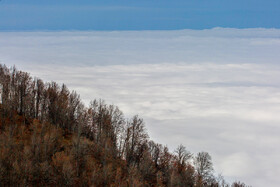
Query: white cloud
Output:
[[1, 28, 280, 186], [221, 152, 256, 177]]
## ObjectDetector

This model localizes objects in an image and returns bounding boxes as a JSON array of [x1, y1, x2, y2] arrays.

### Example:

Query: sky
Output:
[[1, 0, 280, 186], [1, 29, 280, 186], [0, 0, 280, 30]]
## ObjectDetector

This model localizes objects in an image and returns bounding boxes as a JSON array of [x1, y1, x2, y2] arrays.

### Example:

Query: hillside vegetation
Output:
[[0, 64, 248, 186]]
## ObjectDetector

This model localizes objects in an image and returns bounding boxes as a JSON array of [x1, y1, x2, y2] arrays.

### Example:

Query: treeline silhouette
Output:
[[0, 64, 249, 186]]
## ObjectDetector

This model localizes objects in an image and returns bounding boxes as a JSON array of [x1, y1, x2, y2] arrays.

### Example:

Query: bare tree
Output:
[[194, 151, 214, 184], [174, 144, 192, 167], [124, 115, 149, 167]]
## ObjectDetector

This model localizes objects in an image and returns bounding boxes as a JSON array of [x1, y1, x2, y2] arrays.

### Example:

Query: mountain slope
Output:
[[0, 64, 248, 186]]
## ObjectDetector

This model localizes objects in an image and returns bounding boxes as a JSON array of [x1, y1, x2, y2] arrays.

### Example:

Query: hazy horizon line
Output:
[[1, 27, 280, 33]]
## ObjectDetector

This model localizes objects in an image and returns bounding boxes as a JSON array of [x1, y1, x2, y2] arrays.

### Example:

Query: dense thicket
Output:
[[0, 64, 249, 186]]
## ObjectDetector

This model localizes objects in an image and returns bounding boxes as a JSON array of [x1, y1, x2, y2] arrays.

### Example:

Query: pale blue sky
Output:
[[0, 0, 279, 30]]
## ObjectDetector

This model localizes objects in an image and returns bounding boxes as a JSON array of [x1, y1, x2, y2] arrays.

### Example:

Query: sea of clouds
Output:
[[1, 28, 280, 186]]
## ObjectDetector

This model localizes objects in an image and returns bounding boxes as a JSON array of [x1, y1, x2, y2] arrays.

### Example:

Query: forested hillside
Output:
[[0, 64, 248, 186]]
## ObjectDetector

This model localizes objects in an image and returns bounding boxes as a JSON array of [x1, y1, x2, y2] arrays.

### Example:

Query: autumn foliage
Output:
[[0, 64, 249, 186]]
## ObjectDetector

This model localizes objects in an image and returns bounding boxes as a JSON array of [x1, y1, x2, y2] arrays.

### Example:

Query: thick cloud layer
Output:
[[1, 28, 280, 186]]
